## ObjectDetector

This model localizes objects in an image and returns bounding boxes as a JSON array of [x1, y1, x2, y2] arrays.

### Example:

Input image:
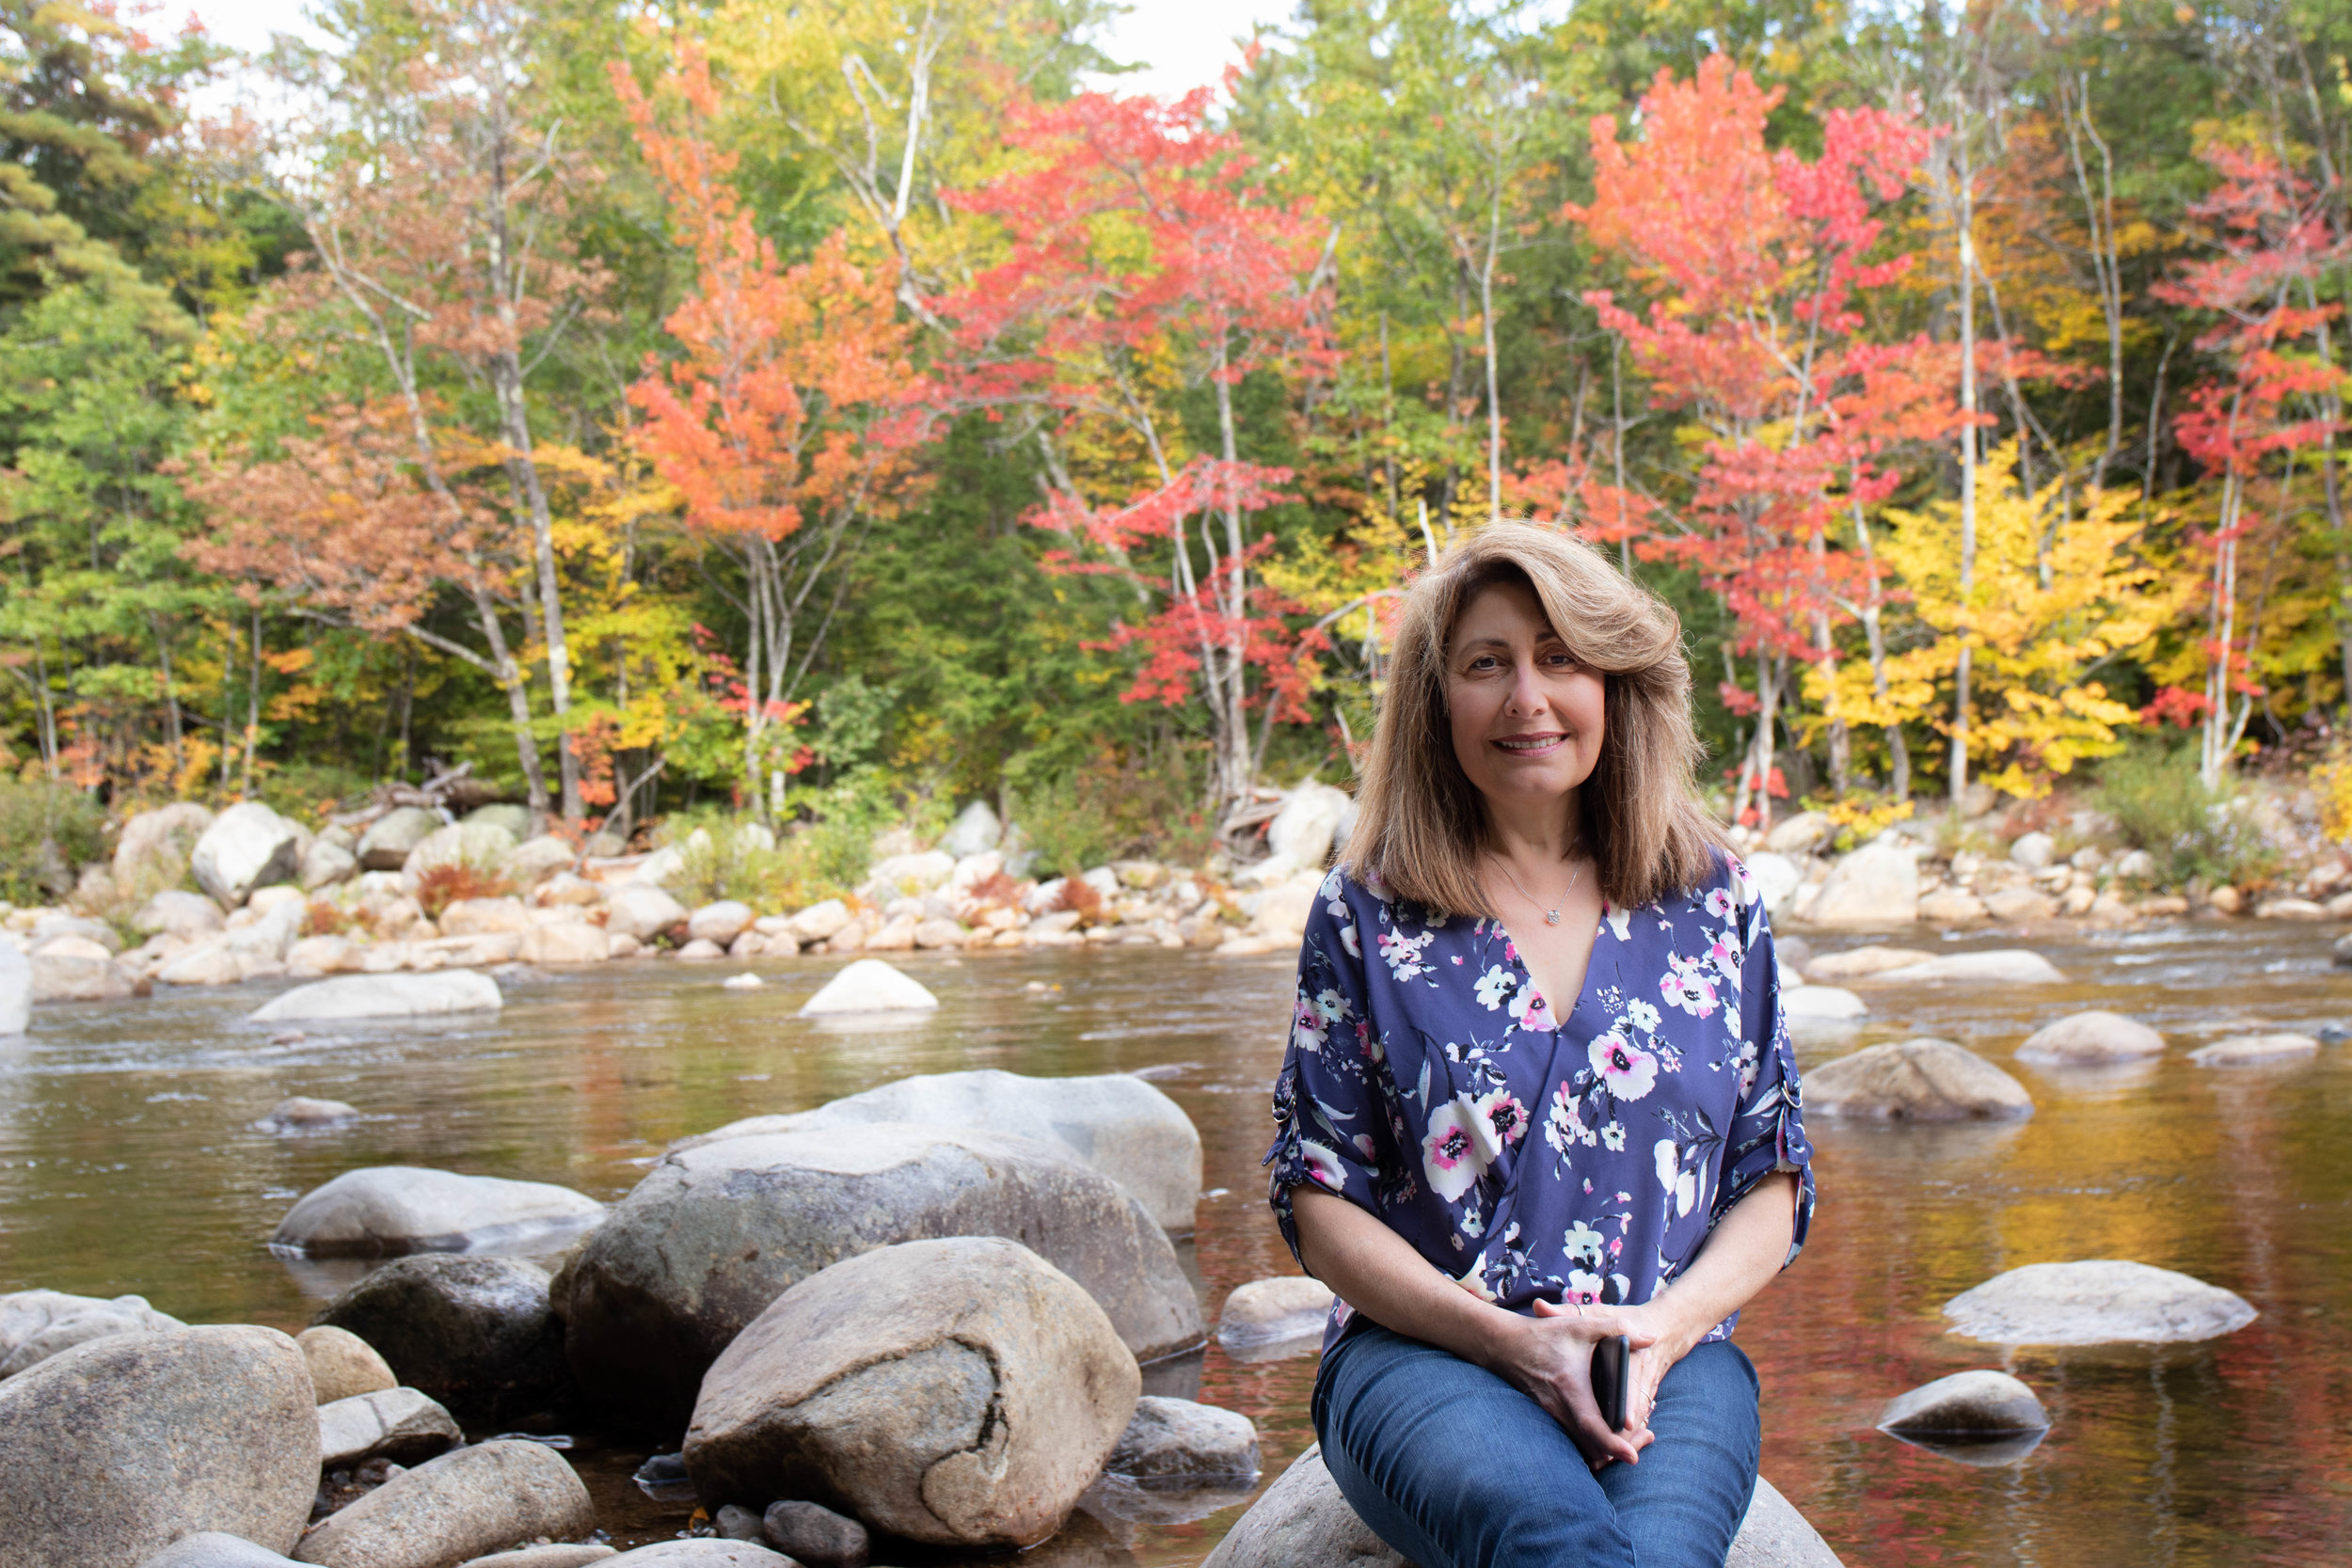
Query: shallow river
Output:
[[3, 921, 2349, 1566]]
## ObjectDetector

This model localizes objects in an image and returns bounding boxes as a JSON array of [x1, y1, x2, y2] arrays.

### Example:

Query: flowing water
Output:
[[3, 923, 2349, 1566]]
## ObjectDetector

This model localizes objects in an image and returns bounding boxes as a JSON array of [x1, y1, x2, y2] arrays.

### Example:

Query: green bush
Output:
[[0, 779, 106, 903], [2094, 740, 2278, 887]]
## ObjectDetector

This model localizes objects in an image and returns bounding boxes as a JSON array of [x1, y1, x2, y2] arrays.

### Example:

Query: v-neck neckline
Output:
[[1492, 909, 1609, 1035]]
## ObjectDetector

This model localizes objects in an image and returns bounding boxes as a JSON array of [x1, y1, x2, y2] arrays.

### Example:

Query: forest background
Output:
[[6, 0, 2352, 902]]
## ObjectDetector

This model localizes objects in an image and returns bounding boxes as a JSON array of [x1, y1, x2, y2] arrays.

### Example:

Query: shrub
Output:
[[0, 779, 106, 904], [413, 860, 516, 920], [2094, 740, 2278, 888]]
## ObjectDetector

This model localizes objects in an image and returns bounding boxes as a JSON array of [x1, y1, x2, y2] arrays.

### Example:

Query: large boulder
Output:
[[316, 1386, 463, 1467], [2189, 1033, 2318, 1068], [504, 835, 578, 887], [115, 801, 215, 886], [606, 885, 690, 944], [797, 958, 937, 1017], [272, 1166, 605, 1259], [684, 1237, 1140, 1550], [1803, 1038, 2033, 1122], [521, 922, 609, 965], [1740, 851, 1802, 916], [135, 888, 227, 940], [939, 800, 1005, 858], [250, 971, 502, 1023], [0, 1288, 184, 1379], [297, 1324, 395, 1404], [786, 900, 852, 944], [138, 1535, 306, 1568], [358, 807, 441, 871], [0, 942, 27, 1036], [193, 802, 305, 908], [2016, 1011, 2167, 1066], [1267, 784, 1352, 869], [314, 1255, 571, 1421], [1217, 1275, 1335, 1354], [688, 900, 755, 947], [303, 838, 359, 892], [1726, 1477, 1845, 1567], [561, 1124, 1201, 1432], [1944, 1259, 2257, 1344], [1866, 950, 2065, 985], [676, 1069, 1201, 1234], [291, 1439, 595, 1568], [439, 897, 532, 936], [1802, 944, 1932, 982], [1876, 1370, 2049, 1440], [401, 822, 520, 891], [464, 803, 532, 840], [1800, 843, 1918, 928], [0, 1324, 319, 1566]]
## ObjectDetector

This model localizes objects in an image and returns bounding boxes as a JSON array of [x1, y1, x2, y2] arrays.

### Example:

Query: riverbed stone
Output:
[[439, 897, 532, 936], [677, 1068, 1201, 1233], [1877, 1370, 2049, 1439], [1106, 1396, 1260, 1481], [786, 899, 852, 943], [1217, 1275, 1335, 1352], [1268, 784, 1351, 869], [28, 943, 137, 1001], [603, 1547, 791, 1566], [292, 1439, 595, 1568], [1804, 1038, 2033, 1121], [2016, 1011, 2167, 1066], [685, 1237, 1138, 1550], [1916, 889, 1990, 925], [2188, 1033, 2319, 1068], [514, 921, 603, 966], [1740, 852, 1802, 915], [402, 823, 520, 893], [314, 1255, 571, 1421], [1980, 886, 2058, 922], [1800, 843, 1917, 927], [269, 1096, 362, 1131], [941, 800, 1006, 858], [358, 809, 440, 872], [1764, 812, 1834, 855], [1867, 949, 2066, 984], [194, 802, 306, 908], [115, 801, 215, 886], [0, 1287, 185, 1378], [298, 1325, 396, 1403], [687, 900, 755, 946], [251, 971, 502, 1023], [1781, 985, 1867, 1022], [0, 942, 24, 1035], [1803, 944, 1933, 981], [606, 884, 689, 944], [317, 1386, 463, 1466], [1945, 1259, 2257, 1344], [796, 957, 938, 1016], [273, 1166, 605, 1258], [138, 1534, 308, 1567], [458, 1550, 618, 1568], [562, 1123, 1200, 1432], [136, 888, 227, 939], [157, 941, 246, 987], [1726, 1477, 1844, 1567], [0, 1323, 319, 1564], [305, 839, 360, 892], [760, 1501, 867, 1568]]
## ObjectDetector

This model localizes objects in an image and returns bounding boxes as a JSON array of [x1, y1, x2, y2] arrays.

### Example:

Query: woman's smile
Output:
[[1494, 732, 1570, 757]]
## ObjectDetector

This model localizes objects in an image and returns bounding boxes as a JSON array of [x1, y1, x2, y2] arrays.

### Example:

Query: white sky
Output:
[[178, 0, 1295, 103]]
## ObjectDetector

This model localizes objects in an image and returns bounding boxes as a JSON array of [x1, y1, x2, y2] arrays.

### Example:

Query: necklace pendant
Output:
[[1545, 910, 1561, 925]]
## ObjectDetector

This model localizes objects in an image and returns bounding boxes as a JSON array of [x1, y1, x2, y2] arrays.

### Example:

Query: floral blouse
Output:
[[1263, 850, 1814, 1354]]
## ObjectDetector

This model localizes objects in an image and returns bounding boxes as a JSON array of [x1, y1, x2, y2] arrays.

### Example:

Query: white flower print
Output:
[[1422, 1100, 1490, 1202], [1291, 995, 1328, 1054], [1589, 1031, 1660, 1101], [1508, 981, 1560, 1033], [1654, 1137, 1699, 1217], [1704, 887, 1735, 920], [1299, 1139, 1349, 1193], [1565, 1219, 1606, 1266], [1473, 1086, 1530, 1153], [1604, 904, 1634, 942], [1474, 964, 1518, 1009], [1601, 1120, 1627, 1151], [1565, 1269, 1605, 1305], [1454, 1259, 1500, 1302], [1659, 953, 1720, 1019], [1378, 927, 1437, 982], [1626, 999, 1662, 1035], [1544, 1081, 1598, 1153]]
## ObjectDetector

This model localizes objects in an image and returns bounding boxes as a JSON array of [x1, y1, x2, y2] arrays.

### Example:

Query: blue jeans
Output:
[[1312, 1324, 1761, 1568]]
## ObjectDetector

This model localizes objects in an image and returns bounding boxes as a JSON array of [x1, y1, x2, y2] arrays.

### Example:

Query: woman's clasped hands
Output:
[[1493, 1298, 1697, 1472]]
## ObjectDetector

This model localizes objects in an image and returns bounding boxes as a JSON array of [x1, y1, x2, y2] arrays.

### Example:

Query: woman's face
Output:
[[1445, 579, 1606, 818]]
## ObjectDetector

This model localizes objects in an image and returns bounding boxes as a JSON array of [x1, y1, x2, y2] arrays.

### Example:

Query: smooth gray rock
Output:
[[1867, 949, 2065, 985], [1217, 1275, 1335, 1353], [401, 822, 519, 892], [318, 1386, 462, 1466], [463, 803, 532, 840], [604, 1546, 792, 1565], [0, 1287, 184, 1378], [1945, 1259, 2258, 1345], [457, 1549, 617, 1568], [314, 1255, 570, 1420], [272, 1166, 605, 1259], [2015, 1010, 2167, 1065], [138, 1533, 304, 1568], [676, 1068, 1202, 1234], [304, 839, 360, 891], [605, 884, 689, 943], [713, 1505, 766, 1542], [116, 801, 215, 886], [1803, 1038, 2034, 1122], [1800, 843, 1917, 928], [358, 808, 440, 872], [940, 800, 1005, 857], [30, 944, 137, 1001], [688, 900, 755, 946], [1727, 1477, 1844, 1568], [1877, 1370, 2049, 1438], [794, 958, 936, 1016], [0, 942, 26, 1035], [292, 1439, 594, 1568], [2188, 1033, 2319, 1068], [685, 1238, 1139, 1550], [268, 1097, 362, 1130], [1267, 784, 1350, 867], [193, 802, 304, 908], [251, 971, 502, 1023], [760, 1500, 867, 1568], [562, 1124, 1201, 1431], [1105, 1395, 1260, 1481], [298, 1325, 395, 1404], [0, 1324, 318, 1566], [135, 888, 228, 939]]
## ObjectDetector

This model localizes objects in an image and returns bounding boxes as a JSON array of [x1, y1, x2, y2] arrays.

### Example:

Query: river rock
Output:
[[139, 1534, 308, 1567], [273, 1166, 605, 1258], [796, 957, 937, 1016], [1917, 888, 1990, 925], [0, 1287, 184, 1378], [787, 899, 852, 943], [1945, 1259, 2257, 1344], [30, 944, 136, 1001], [314, 1255, 570, 1420], [1803, 1039, 2033, 1122], [1801, 843, 1917, 927], [603, 1547, 790, 1566], [759, 1501, 867, 1568], [402, 822, 520, 891], [1726, 1477, 1844, 1567], [115, 801, 215, 886], [503, 835, 576, 888], [1106, 1396, 1260, 1481], [1803, 944, 1932, 982], [688, 900, 755, 946], [1867, 949, 2065, 984], [515, 921, 605, 965], [440, 897, 532, 936], [251, 971, 502, 1023], [317, 1386, 463, 1466], [678, 1069, 1201, 1233], [562, 1123, 1200, 1432], [0, 1324, 318, 1564], [292, 1439, 595, 1568], [305, 838, 360, 891], [459, 1549, 618, 1568], [0, 942, 27, 1035], [605, 885, 689, 945], [463, 803, 532, 839], [1268, 784, 1351, 868], [193, 802, 305, 908], [2188, 1033, 2318, 1067], [358, 808, 440, 872], [685, 1237, 1139, 1549], [1981, 886, 2058, 922], [1876, 1370, 2048, 1439], [1764, 811, 1834, 855], [298, 1325, 396, 1403], [1218, 1275, 1335, 1352], [1781, 985, 1867, 1022], [940, 800, 1005, 858], [2016, 1011, 2167, 1065], [1740, 852, 1802, 915], [136, 888, 227, 939], [269, 1097, 361, 1132]]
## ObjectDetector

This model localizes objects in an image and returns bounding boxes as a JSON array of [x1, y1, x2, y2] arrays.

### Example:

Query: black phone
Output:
[[1590, 1333, 1630, 1433]]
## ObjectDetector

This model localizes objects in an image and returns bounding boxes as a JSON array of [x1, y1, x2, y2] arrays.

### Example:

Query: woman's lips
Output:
[[1493, 733, 1567, 756]]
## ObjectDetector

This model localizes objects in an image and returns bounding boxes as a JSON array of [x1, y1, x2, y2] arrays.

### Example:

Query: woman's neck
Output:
[[1484, 793, 1581, 866]]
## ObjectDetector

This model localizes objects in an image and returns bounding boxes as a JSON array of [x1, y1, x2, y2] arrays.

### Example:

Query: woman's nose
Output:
[[1504, 660, 1549, 717]]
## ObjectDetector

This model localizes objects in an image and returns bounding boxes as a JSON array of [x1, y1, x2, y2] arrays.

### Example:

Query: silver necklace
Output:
[[1491, 856, 1583, 926]]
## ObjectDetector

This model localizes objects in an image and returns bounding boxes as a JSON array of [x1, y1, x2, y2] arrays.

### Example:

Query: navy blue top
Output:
[[1263, 850, 1814, 1354]]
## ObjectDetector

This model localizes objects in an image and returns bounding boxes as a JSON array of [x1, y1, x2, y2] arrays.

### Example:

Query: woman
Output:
[[1264, 522, 1813, 1568]]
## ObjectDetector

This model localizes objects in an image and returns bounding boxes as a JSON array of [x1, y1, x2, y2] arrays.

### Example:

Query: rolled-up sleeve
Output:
[[1264, 877, 1394, 1269], [1711, 868, 1815, 1263]]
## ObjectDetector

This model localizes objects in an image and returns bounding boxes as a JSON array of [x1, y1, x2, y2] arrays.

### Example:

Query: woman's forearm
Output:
[[1289, 1184, 1523, 1368], [1640, 1170, 1799, 1349]]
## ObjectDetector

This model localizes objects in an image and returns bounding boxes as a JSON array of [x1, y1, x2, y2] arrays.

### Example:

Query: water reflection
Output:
[[1, 929, 2348, 1562]]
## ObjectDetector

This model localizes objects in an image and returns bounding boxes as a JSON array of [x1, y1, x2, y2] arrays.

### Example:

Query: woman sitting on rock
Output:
[[1266, 522, 1813, 1568]]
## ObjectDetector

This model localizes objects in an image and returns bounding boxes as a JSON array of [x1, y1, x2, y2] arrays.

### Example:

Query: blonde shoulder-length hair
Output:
[[1343, 520, 1725, 915]]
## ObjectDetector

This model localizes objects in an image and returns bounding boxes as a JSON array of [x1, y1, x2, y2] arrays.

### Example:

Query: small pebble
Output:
[[714, 1503, 766, 1541], [723, 974, 764, 990]]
